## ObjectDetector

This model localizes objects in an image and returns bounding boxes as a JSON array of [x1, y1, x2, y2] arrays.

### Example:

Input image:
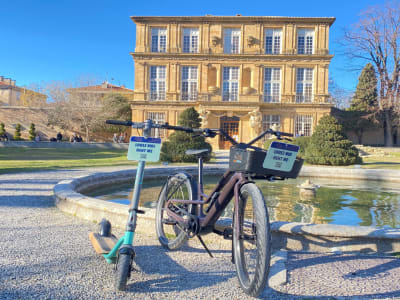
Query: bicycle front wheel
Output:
[[155, 173, 196, 250], [233, 183, 271, 297]]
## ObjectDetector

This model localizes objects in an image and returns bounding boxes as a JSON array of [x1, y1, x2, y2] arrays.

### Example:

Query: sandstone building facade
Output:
[[0, 76, 46, 107], [130, 16, 335, 149]]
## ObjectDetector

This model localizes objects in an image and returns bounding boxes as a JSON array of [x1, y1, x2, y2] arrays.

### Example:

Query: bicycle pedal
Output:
[[223, 228, 233, 240], [162, 219, 177, 225], [129, 208, 145, 214]]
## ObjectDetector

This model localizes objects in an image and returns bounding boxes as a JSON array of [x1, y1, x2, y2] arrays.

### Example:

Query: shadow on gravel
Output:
[[0, 195, 54, 207], [0, 187, 53, 191], [127, 244, 235, 293], [285, 252, 400, 299], [0, 179, 60, 185]]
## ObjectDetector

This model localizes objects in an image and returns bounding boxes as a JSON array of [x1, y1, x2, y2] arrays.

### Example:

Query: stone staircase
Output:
[[354, 145, 390, 157]]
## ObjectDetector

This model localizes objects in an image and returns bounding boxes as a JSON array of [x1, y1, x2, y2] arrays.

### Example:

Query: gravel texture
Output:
[[1, 167, 400, 299]]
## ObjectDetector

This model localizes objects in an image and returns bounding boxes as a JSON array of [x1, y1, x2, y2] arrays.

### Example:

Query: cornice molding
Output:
[[130, 52, 334, 62], [130, 16, 336, 26]]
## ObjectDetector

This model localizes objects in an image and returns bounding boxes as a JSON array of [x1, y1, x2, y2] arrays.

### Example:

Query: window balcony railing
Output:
[[295, 95, 313, 103], [263, 95, 280, 103], [181, 92, 197, 101], [149, 92, 166, 101], [222, 92, 239, 102]]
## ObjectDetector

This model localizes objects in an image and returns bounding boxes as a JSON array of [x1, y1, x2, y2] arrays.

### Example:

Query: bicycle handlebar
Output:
[[106, 120, 133, 126], [105, 119, 293, 147]]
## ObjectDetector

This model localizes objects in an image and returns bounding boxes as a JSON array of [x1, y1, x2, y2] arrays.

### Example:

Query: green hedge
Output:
[[263, 136, 310, 158], [160, 107, 212, 163], [304, 115, 361, 166]]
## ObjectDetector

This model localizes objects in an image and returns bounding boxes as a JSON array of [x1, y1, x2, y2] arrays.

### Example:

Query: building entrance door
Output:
[[219, 116, 239, 149]]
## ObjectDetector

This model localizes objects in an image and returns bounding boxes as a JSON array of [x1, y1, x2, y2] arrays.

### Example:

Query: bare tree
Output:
[[343, 1, 400, 146], [328, 77, 353, 109], [45, 79, 103, 142]]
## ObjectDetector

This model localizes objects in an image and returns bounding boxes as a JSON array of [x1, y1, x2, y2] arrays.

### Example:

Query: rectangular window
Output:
[[296, 68, 313, 103], [183, 28, 199, 53], [181, 66, 198, 101], [222, 67, 239, 101], [297, 29, 314, 54], [147, 112, 166, 138], [295, 115, 313, 137], [151, 27, 167, 53], [224, 28, 241, 54], [149, 66, 166, 101], [262, 115, 281, 141], [265, 29, 281, 54], [264, 68, 281, 103]]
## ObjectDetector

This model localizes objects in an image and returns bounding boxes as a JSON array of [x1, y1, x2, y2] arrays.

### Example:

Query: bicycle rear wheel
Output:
[[155, 173, 196, 250], [233, 183, 271, 297]]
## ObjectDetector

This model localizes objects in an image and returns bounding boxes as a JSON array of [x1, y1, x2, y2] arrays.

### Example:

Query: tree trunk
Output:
[[85, 127, 90, 143], [384, 111, 393, 147], [357, 129, 363, 144]]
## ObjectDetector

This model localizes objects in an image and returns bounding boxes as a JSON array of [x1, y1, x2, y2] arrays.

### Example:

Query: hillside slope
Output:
[[0, 107, 74, 141]]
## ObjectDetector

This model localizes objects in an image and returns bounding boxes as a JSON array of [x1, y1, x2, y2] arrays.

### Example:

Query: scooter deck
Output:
[[89, 232, 118, 254]]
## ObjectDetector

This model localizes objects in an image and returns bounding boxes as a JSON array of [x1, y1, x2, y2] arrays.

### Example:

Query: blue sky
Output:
[[0, 0, 383, 92]]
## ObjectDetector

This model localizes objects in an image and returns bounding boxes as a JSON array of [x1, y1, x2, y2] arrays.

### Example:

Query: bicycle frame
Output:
[[165, 167, 250, 238]]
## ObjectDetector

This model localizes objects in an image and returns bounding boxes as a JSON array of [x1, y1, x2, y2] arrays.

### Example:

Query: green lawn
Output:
[[0, 147, 135, 174], [1, 147, 400, 175], [360, 152, 400, 169]]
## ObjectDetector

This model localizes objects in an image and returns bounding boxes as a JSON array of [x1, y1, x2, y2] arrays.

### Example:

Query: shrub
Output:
[[13, 124, 22, 141], [160, 107, 212, 162], [0, 123, 5, 136], [263, 136, 310, 158], [292, 136, 311, 157], [305, 115, 362, 166], [29, 123, 36, 141]]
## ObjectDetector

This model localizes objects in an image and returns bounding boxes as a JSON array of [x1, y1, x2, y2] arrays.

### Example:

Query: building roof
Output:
[[67, 82, 134, 94], [131, 15, 336, 26]]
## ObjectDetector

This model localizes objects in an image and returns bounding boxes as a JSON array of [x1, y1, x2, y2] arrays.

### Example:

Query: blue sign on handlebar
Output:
[[127, 136, 161, 162]]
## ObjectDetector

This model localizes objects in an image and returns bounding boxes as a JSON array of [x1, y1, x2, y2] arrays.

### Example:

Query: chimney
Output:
[[102, 81, 108, 88], [121, 85, 125, 88]]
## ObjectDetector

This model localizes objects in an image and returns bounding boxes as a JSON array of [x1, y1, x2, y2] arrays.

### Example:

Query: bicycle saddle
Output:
[[185, 149, 210, 156]]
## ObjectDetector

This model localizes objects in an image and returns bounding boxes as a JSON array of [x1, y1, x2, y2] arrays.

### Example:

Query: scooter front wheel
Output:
[[114, 253, 132, 291]]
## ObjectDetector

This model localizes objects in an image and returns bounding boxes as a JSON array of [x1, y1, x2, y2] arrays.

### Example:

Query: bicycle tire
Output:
[[155, 172, 196, 250], [233, 183, 271, 297], [114, 253, 131, 291]]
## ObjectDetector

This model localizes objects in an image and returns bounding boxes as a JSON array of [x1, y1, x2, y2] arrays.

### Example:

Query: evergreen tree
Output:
[[349, 63, 378, 111], [161, 107, 212, 162], [14, 124, 22, 141], [305, 115, 361, 166], [29, 123, 36, 141], [0, 123, 5, 137], [340, 63, 378, 144]]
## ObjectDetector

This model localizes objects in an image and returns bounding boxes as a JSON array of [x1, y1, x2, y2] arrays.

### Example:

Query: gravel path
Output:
[[1, 168, 400, 299]]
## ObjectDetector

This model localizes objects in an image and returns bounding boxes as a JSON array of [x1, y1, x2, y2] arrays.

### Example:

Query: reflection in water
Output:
[[85, 175, 400, 228]]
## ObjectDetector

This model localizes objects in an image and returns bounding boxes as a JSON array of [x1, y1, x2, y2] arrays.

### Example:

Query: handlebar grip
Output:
[[106, 120, 132, 126], [163, 124, 194, 133], [279, 131, 293, 137]]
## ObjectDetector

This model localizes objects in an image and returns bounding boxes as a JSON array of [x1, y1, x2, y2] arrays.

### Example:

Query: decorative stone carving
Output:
[[208, 86, 218, 93], [211, 36, 221, 46], [248, 108, 262, 133], [198, 108, 210, 126], [243, 87, 253, 95], [246, 35, 258, 47]]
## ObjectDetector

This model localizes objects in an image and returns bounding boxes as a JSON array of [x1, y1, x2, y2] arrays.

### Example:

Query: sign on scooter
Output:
[[127, 136, 161, 162]]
